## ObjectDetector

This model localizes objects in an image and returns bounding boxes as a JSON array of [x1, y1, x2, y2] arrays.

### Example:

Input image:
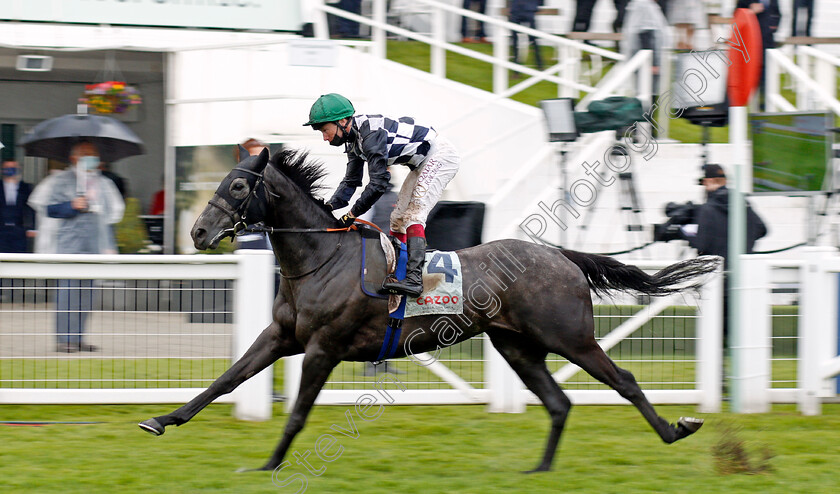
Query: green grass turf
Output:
[[0, 403, 838, 493]]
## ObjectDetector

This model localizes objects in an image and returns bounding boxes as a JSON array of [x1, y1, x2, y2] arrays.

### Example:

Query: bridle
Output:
[[205, 165, 383, 279], [207, 167, 266, 242]]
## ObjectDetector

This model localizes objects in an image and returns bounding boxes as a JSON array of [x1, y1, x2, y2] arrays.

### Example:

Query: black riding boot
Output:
[[381, 236, 426, 297]]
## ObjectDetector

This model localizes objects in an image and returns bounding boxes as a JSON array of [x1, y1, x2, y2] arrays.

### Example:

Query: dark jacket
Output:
[[0, 180, 35, 253], [687, 186, 767, 266], [736, 0, 781, 49], [510, 0, 542, 20]]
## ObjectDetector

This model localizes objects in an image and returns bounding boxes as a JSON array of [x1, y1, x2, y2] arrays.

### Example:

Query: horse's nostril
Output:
[[194, 228, 206, 239]]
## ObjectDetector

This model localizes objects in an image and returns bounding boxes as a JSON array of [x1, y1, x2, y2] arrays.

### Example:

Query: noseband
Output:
[[207, 167, 266, 245]]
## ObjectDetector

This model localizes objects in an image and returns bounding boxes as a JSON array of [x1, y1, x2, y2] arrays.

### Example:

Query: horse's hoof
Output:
[[678, 416, 704, 434], [236, 466, 271, 473], [138, 418, 165, 436]]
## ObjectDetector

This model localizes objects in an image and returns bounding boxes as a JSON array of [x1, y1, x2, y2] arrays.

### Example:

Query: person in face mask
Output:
[[0, 159, 35, 253], [305, 93, 461, 297], [45, 140, 125, 353]]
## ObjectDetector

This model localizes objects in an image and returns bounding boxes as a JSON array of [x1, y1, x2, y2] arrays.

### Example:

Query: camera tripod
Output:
[[575, 140, 647, 252]]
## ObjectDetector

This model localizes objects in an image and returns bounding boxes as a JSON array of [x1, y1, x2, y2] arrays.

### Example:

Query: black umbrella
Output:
[[20, 113, 145, 163]]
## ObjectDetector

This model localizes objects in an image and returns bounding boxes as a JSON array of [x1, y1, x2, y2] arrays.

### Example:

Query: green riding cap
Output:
[[303, 93, 355, 126]]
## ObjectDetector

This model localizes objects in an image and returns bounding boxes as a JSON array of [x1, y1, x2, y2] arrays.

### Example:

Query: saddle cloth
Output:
[[359, 226, 463, 316]]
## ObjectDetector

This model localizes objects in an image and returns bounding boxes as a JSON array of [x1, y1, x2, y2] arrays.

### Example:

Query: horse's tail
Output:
[[559, 249, 722, 297]]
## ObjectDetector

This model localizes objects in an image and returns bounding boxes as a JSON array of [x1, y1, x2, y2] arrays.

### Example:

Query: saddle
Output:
[[358, 224, 464, 361], [358, 225, 401, 312]]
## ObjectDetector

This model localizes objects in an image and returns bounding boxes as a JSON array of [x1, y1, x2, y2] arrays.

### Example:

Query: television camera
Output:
[[652, 201, 698, 242]]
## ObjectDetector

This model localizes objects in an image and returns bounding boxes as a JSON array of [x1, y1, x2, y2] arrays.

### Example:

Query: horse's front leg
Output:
[[139, 323, 301, 435], [258, 343, 339, 471]]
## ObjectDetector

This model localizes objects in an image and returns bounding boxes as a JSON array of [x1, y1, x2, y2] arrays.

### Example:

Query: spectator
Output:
[[621, 0, 669, 93], [461, 0, 489, 43], [572, 0, 629, 33], [666, 0, 706, 50], [99, 161, 128, 199], [510, 0, 544, 71], [46, 141, 124, 353], [736, 0, 781, 108], [304, 93, 460, 297], [27, 160, 67, 254], [1, 159, 35, 253], [149, 187, 165, 216], [333, 0, 362, 38], [791, 0, 814, 37]]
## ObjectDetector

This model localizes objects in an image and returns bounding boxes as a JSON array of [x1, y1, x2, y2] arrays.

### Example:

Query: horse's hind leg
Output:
[[139, 324, 301, 435], [487, 330, 572, 473], [571, 342, 703, 444]]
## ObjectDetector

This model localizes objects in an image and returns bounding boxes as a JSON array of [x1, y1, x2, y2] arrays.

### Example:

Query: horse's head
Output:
[[191, 146, 269, 250]]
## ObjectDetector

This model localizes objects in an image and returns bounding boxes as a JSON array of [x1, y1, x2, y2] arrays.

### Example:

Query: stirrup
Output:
[[381, 279, 423, 298], [377, 275, 400, 295]]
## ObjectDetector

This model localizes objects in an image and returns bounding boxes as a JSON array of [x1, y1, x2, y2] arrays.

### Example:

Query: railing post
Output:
[[766, 50, 780, 112], [311, 0, 330, 39], [232, 249, 275, 421], [485, 336, 525, 413], [492, 18, 508, 94], [798, 247, 837, 415], [431, 3, 446, 78], [658, 47, 672, 140], [795, 47, 810, 109], [732, 255, 771, 413], [372, 0, 387, 59], [815, 58, 836, 112], [284, 354, 304, 413], [557, 44, 574, 99], [697, 265, 723, 413]]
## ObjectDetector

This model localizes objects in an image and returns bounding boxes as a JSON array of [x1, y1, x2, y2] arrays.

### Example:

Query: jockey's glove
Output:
[[338, 212, 356, 228]]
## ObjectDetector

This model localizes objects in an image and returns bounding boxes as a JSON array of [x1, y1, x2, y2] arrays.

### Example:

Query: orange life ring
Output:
[[727, 8, 764, 107]]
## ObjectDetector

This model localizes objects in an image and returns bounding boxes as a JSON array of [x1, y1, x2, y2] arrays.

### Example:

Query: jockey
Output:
[[304, 93, 461, 297]]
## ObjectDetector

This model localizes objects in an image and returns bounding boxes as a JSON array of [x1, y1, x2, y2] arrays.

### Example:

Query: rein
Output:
[[208, 167, 386, 279]]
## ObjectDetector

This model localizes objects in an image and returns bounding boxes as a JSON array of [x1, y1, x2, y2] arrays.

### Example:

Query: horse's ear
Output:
[[238, 145, 250, 163], [254, 147, 269, 172]]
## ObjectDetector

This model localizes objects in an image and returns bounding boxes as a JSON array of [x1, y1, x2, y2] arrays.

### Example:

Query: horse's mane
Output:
[[267, 148, 334, 215]]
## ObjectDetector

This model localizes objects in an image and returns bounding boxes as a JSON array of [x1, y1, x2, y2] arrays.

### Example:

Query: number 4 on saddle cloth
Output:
[[358, 226, 464, 361]]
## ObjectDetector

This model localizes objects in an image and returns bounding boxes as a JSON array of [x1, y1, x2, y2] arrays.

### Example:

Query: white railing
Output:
[[795, 45, 840, 112], [0, 251, 274, 421], [311, 0, 647, 102], [765, 48, 840, 116], [283, 260, 724, 414], [736, 248, 840, 415]]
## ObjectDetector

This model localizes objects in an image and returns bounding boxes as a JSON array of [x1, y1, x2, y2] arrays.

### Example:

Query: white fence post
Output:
[[798, 247, 838, 415], [492, 20, 508, 94], [697, 265, 723, 413], [232, 250, 275, 421], [733, 255, 771, 413], [284, 354, 304, 413], [431, 3, 446, 78], [485, 336, 524, 413], [311, 0, 330, 39], [371, 0, 387, 59]]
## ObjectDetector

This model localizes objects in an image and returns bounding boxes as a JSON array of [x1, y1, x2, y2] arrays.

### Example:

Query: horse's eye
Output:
[[229, 178, 250, 200]]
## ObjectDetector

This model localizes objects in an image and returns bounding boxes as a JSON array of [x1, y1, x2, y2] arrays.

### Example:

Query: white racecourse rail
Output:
[[1, 253, 726, 416], [0, 250, 274, 421]]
